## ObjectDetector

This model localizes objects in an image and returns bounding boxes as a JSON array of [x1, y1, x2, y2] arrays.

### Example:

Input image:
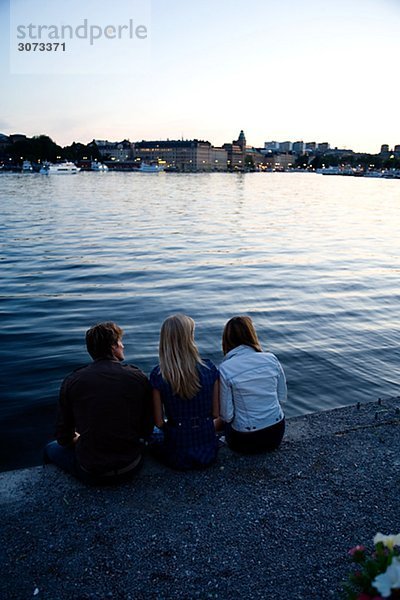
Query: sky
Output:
[[1, 0, 400, 153]]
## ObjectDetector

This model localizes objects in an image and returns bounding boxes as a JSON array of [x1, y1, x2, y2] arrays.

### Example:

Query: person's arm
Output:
[[277, 361, 287, 404], [219, 372, 234, 423], [152, 388, 165, 428], [55, 376, 76, 446], [140, 379, 155, 439], [212, 379, 220, 419]]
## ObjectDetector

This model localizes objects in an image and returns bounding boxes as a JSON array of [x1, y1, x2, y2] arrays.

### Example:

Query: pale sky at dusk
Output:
[[1, 0, 400, 153]]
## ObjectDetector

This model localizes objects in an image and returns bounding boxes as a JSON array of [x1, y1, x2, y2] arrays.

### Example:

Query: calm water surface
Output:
[[1, 172, 399, 470]]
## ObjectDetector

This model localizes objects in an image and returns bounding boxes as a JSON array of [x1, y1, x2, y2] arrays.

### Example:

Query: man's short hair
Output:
[[85, 322, 123, 360]]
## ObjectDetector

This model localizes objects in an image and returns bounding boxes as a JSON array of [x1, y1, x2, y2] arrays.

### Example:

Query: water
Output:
[[1, 171, 399, 471]]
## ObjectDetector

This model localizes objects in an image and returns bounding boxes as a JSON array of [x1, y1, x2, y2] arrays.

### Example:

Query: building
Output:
[[292, 141, 305, 155], [222, 143, 244, 170], [221, 130, 247, 171], [210, 147, 228, 171], [305, 142, 317, 152], [317, 142, 330, 152], [264, 141, 280, 151], [263, 153, 294, 171], [380, 144, 389, 154], [133, 139, 212, 171], [245, 147, 266, 170], [94, 139, 134, 161], [279, 141, 293, 153], [236, 130, 246, 151]]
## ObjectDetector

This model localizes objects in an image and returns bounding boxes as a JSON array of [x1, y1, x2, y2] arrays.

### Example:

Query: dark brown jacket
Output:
[[56, 358, 153, 474]]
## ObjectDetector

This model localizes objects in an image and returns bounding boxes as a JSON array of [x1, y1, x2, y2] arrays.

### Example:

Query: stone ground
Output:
[[1, 397, 400, 600]]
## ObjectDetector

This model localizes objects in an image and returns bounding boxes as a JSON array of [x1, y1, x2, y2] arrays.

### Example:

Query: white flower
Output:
[[373, 557, 400, 598], [374, 533, 400, 550]]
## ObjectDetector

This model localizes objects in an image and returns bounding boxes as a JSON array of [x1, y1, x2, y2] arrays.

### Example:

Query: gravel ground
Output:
[[1, 397, 400, 600]]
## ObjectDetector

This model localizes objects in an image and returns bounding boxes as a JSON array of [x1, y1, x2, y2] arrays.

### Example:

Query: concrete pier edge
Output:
[[2, 396, 400, 599]]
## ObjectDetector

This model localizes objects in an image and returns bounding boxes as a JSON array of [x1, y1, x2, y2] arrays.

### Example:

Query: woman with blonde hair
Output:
[[150, 314, 219, 470], [219, 316, 286, 454]]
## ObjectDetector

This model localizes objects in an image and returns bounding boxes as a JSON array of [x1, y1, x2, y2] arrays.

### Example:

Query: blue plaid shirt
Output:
[[150, 359, 219, 470]]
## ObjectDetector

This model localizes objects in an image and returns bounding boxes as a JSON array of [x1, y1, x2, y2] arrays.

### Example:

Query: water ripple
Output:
[[0, 172, 399, 469]]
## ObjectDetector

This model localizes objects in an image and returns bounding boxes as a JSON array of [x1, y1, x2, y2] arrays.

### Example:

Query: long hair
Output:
[[159, 314, 203, 399], [222, 316, 263, 355]]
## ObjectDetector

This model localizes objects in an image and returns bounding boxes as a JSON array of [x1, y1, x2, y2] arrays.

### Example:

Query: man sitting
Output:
[[44, 322, 153, 485]]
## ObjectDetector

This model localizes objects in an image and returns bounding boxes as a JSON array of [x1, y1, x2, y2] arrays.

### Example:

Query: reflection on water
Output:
[[0, 172, 399, 470]]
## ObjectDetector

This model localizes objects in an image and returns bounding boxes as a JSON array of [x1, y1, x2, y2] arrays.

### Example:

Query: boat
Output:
[[91, 161, 109, 172], [364, 170, 383, 178], [22, 160, 33, 172], [316, 166, 342, 176], [40, 162, 80, 175], [139, 162, 164, 173], [383, 169, 400, 179]]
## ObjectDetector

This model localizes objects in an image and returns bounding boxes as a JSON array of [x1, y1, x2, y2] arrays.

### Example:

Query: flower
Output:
[[344, 533, 400, 599], [373, 534, 400, 551], [373, 557, 400, 598], [349, 545, 367, 558]]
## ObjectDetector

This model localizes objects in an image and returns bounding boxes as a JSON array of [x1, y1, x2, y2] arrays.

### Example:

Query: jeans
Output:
[[225, 418, 285, 454], [44, 440, 142, 486]]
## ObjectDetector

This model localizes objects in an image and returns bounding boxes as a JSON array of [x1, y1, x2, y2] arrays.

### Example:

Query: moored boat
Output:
[[91, 161, 109, 172], [22, 160, 33, 172], [316, 166, 342, 175], [139, 162, 164, 173], [364, 170, 383, 178], [40, 162, 80, 175]]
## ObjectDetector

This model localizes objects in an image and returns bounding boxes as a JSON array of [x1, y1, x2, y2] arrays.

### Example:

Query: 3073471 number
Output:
[[17, 42, 66, 51]]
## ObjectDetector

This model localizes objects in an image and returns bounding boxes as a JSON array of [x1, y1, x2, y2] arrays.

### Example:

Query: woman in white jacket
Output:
[[219, 316, 287, 453]]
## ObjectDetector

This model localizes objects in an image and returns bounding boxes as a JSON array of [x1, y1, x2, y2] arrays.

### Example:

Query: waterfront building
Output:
[[292, 141, 305, 154], [222, 130, 247, 171], [264, 141, 280, 151], [305, 142, 317, 152], [279, 141, 292, 153], [263, 153, 293, 171], [236, 130, 246, 151], [245, 147, 266, 170], [222, 142, 244, 171], [210, 147, 228, 171], [133, 139, 212, 171], [317, 142, 330, 152], [94, 139, 134, 161]]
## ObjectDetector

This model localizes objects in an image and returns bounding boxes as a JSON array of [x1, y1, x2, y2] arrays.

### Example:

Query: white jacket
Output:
[[219, 344, 286, 432]]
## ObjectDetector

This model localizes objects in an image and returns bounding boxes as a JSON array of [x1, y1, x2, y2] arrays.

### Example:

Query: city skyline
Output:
[[1, 0, 400, 154]]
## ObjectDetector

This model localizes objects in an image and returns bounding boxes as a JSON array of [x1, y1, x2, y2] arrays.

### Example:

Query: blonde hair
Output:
[[159, 314, 203, 399], [222, 316, 263, 355]]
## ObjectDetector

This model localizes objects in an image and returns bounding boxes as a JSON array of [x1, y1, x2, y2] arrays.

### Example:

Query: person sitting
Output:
[[44, 322, 153, 485], [219, 316, 286, 454], [149, 314, 219, 470]]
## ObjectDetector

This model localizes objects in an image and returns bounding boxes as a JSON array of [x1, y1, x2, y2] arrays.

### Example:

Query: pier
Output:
[[1, 397, 400, 599]]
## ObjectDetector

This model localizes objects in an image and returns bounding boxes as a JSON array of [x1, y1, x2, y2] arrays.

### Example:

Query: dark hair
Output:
[[85, 322, 123, 360], [222, 316, 263, 355]]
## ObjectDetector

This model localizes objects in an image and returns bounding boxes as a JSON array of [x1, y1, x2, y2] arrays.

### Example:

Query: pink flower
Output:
[[350, 545, 367, 557]]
